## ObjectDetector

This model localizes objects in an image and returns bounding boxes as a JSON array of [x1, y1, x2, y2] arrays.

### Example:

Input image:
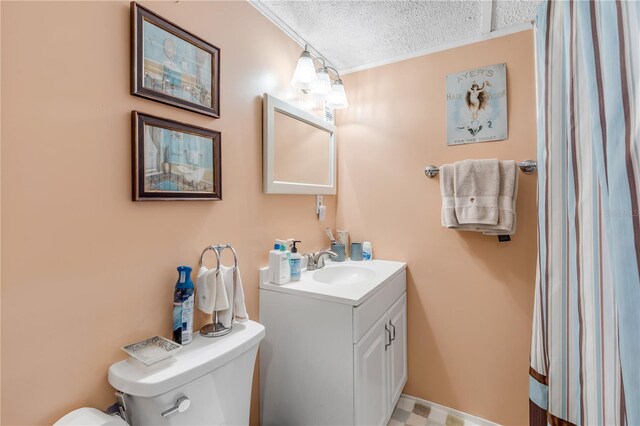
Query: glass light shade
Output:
[[291, 50, 317, 90], [327, 79, 348, 109], [310, 67, 332, 99]]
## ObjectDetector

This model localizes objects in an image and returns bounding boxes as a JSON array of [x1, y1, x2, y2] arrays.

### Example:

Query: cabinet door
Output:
[[387, 294, 407, 411], [354, 316, 390, 426]]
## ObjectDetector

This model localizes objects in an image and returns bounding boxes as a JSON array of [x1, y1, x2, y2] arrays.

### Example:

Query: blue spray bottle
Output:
[[173, 266, 194, 345]]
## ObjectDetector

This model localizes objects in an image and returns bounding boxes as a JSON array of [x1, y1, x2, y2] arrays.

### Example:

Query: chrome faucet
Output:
[[304, 249, 338, 271]]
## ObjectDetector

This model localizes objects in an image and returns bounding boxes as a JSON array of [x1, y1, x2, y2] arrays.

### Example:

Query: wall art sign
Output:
[[131, 2, 220, 117], [132, 111, 222, 201], [445, 63, 507, 146]]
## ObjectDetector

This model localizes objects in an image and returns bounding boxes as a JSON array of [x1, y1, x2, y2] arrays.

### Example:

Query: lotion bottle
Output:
[[269, 242, 290, 285], [278, 239, 291, 264], [268, 243, 280, 283], [290, 240, 302, 281]]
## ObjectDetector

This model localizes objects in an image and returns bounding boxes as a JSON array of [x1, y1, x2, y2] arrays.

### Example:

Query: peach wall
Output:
[[336, 30, 537, 425], [0, 2, 335, 425]]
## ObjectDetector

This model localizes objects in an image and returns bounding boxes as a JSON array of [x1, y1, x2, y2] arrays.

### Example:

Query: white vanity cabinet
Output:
[[354, 294, 407, 426], [259, 260, 407, 426]]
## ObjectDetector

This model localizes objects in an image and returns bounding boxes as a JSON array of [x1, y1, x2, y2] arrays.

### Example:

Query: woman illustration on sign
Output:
[[466, 80, 490, 120]]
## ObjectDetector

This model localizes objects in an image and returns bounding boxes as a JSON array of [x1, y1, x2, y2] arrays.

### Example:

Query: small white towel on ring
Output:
[[217, 265, 249, 328], [196, 266, 228, 314]]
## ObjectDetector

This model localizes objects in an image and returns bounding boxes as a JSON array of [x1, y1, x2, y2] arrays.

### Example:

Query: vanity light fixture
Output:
[[310, 65, 332, 99], [291, 47, 317, 91], [291, 45, 349, 110], [327, 77, 348, 109]]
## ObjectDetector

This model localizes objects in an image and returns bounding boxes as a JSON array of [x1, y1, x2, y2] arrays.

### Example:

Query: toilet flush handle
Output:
[[161, 396, 191, 418]]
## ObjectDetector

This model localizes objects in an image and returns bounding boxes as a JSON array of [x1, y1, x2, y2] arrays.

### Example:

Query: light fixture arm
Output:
[[324, 66, 342, 83], [313, 56, 326, 70], [299, 44, 340, 81]]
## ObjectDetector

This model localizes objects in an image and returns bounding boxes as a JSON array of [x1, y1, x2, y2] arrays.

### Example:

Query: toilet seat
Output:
[[54, 408, 127, 426]]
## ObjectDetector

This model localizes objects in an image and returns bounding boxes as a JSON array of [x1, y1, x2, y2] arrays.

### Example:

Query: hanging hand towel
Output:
[[482, 160, 519, 235], [196, 266, 211, 313], [231, 267, 249, 322], [217, 265, 249, 328], [454, 159, 500, 225], [196, 266, 228, 314], [440, 164, 478, 231]]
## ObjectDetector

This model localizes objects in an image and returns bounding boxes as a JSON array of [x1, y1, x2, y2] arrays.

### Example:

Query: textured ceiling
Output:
[[256, 0, 542, 72]]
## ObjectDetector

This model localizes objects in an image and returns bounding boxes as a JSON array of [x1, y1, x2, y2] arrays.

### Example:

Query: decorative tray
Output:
[[121, 335, 182, 366]]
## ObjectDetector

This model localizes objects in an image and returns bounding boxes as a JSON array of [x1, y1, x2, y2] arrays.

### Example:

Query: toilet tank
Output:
[[108, 321, 265, 426]]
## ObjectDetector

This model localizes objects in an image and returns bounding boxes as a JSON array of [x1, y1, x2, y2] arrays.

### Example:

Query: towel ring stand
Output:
[[199, 245, 221, 271], [199, 244, 239, 338]]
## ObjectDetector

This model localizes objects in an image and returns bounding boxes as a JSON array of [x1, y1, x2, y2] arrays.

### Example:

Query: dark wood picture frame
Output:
[[132, 111, 222, 201], [131, 2, 220, 117]]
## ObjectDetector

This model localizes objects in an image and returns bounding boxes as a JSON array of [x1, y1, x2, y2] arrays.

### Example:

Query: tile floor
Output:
[[388, 395, 478, 426]]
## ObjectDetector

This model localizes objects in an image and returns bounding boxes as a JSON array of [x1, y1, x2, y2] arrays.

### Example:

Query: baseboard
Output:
[[400, 394, 501, 426]]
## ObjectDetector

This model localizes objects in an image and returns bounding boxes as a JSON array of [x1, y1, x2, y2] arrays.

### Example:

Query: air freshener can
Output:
[[173, 266, 194, 345]]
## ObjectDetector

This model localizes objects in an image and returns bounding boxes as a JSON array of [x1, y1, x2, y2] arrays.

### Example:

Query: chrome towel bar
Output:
[[424, 159, 537, 178]]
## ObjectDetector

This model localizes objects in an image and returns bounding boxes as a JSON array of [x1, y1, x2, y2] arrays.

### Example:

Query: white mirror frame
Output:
[[263, 93, 337, 195]]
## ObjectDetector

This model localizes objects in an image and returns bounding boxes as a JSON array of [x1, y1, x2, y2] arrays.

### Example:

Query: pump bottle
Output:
[[290, 240, 302, 281]]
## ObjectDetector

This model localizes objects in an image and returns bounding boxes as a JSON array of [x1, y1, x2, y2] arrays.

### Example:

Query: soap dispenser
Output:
[[290, 240, 302, 281]]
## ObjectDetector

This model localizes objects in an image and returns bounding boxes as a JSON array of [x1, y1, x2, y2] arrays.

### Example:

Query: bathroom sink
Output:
[[313, 265, 376, 285], [260, 259, 407, 305]]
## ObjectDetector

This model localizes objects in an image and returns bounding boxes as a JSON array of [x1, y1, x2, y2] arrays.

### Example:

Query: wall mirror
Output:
[[263, 94, 336, 194]]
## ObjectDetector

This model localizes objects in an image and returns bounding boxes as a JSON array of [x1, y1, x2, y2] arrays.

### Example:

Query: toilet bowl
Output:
[[55, 320, 265, 426]]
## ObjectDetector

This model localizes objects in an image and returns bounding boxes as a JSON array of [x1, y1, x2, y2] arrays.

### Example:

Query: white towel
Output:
[[196, 266, 228, 314], [440, 164, 479, 231], [440, 160, 519, 236], [481, 160, 519, 235], [454, 159, 500, 225], [483, 214, 517, 236], [217, 265, 249, 328], [196, 266, 211, 312]]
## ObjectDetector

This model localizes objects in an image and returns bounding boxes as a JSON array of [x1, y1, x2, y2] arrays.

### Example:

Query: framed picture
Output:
[[132, 111, 222, 201], [131, 2, 220, 117], [445, 63, 508, 146]]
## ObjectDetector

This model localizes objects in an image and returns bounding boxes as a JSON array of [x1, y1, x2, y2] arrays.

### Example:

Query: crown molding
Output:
[[247, 0, 338, 70], [248, 0, 306, 48]]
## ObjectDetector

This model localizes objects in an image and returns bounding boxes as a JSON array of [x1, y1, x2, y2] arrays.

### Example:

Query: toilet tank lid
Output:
[[108, 320, 265, 397]]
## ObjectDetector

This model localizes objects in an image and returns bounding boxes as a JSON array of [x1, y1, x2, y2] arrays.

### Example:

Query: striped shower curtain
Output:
[[530, 1, 640, 425]]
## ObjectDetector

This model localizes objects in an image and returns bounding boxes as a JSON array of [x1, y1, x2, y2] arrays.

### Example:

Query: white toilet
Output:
[[55, 321, 265, 426]]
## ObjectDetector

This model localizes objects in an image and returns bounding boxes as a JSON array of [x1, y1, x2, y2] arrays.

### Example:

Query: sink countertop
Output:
[[259, 259, 407, 306]]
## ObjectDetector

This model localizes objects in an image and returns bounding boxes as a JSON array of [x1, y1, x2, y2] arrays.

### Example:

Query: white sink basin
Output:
[[313, 265, 376, 285], [260, 259, 407, 305]]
